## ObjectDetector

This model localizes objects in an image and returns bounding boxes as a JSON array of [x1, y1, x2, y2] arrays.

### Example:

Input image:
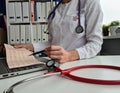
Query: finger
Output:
[[14, 44, 24, 48], [45, 50, 62, 56], [49, 55, 63, 60], [54, 58, 66, 64], [46, 45, 62, 51]]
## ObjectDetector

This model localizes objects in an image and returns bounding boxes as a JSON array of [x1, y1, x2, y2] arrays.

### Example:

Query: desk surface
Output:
[[0, 56, 120, 93]]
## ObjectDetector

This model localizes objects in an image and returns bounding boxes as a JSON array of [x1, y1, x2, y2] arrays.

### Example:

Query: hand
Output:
[[14, 44, 34, 51], [45, 45, 80, 63]]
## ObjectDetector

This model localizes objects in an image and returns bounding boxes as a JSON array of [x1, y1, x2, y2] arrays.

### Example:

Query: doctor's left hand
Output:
[[45, 45, 80, 63]]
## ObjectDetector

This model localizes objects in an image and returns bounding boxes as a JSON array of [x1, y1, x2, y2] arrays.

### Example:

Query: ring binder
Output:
[[6, 0, 57, 45]]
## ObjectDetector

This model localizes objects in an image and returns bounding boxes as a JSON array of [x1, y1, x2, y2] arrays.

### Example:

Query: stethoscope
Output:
[[3, 1, 120, 92], [3, 60, 120, 93], [48, 0, 84, 34]]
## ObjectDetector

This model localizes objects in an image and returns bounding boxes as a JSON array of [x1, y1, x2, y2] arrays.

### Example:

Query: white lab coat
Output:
[[33, 0, 103, 59]]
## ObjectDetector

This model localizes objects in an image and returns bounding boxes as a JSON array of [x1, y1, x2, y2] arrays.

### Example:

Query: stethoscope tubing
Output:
[[78, 0, 81, 26], [3, 72, 61, 93], [56, 65, 120, 85], [4, 65, 120, 93], [48, 0, 84, 34], [48, 0, 81, 25]]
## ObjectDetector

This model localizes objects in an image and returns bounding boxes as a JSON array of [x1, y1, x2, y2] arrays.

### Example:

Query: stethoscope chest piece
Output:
[[46, 60, 56, 67], [75, 25, 84, 34], [46, 60, 59, 72]]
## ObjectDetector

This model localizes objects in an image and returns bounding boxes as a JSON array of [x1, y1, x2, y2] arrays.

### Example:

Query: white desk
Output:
[[0, 56, 120, 93]]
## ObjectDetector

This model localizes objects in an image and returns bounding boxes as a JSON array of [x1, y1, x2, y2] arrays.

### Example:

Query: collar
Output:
[[66, 0, 79, 15]]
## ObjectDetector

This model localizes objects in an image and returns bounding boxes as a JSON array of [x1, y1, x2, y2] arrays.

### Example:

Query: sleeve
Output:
[[32, 42, 50, 52], [76, 0, 103, 59]]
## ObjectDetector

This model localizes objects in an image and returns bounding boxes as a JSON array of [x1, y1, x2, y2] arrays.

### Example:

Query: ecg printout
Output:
[[4, 44, 44, 69]]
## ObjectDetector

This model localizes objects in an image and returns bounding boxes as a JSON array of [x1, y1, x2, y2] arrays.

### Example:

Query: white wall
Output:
[[100, 0, 120, 24]]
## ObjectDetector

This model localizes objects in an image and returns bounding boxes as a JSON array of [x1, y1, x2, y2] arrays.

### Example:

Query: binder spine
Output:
[[8, 2, 15, 22], [6, 0, 53, 44], [20, 25, 26, 44], [30, 0, 35, 22], [15, 2, 22, 22], [22, 1, 30, 22]]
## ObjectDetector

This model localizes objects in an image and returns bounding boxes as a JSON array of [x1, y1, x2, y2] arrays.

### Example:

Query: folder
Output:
[[52, 1, 56, 8], [45, 24, 48, 41], [32, 25, 37, 43], [22, 2, 29, 22], [36, 2, 42, 22], [41, 24, 48, 42], [20, 25, 26, 44], [36, 24, 42, 42], [9, 25, 15, 44], [8, 2, 15, 22], [15, 25, 20, 44], [46, 1, 51, 19], [15, 2, 22, 22], [25, 25, 31, 43], [30, 0, 35, 22], [41, 2, 46, 22]]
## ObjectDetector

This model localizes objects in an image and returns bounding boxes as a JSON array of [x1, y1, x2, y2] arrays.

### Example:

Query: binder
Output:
[[46, 1, 51, 19], [36, 2, 42, 22], [45, 24, 48, 41], [8, 2, 15, 22], [25, 25, 31, 43], [15, 2, 22, 22], [9, 25, 15, 44], [30, 0, 35, 22], [41, 24, 48, 42], [41, 2, 46, 22], [36, 24, 42, 42], [32, 25, 37, 43], [15, 25, 20, 44], [22, 2, 29, 22], [52, 1, 56, 8], [20, 25, 26, 44]]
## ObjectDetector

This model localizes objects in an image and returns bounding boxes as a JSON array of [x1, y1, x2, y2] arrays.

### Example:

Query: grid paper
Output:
[[4, 44, 44, 69]]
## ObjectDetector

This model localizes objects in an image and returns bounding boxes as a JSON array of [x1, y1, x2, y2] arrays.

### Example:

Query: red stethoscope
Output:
[[4, 60, 120, 93], [46, 60, 120, 85]]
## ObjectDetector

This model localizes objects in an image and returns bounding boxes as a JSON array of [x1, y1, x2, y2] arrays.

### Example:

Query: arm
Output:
[[76, 0, 103, 59], [14, 44, 34, 51], [14, 42, 50, 52], [45, 0, 103, 63]]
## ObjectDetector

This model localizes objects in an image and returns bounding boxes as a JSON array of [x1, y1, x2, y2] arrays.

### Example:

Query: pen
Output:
[[29, 50, 45, 56]]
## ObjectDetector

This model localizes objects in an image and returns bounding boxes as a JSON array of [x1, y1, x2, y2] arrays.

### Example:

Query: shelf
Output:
[[9, 21, 48, 25], [103, 36, 120, 39], [6, 0, 57, 44], [8, 0, 29, 2]]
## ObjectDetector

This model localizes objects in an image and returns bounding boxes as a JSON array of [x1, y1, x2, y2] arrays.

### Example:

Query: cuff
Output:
[[76, 48, 86, 60]]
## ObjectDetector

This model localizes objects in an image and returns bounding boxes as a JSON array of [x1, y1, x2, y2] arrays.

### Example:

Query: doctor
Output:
[[14, 0, 103, 63]]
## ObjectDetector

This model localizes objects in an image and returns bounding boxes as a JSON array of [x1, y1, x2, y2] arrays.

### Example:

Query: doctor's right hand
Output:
[[45, 45, 80, 63], [14, 44, 34, 51]]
